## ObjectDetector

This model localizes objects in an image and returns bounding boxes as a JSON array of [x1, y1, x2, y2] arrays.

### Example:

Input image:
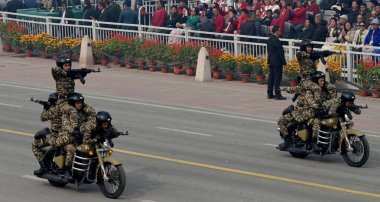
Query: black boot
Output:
[[64, 166, 74, 181], [278, 136, 292, 151], [312, 138, 321, 153], [34, 161, 47, 176]]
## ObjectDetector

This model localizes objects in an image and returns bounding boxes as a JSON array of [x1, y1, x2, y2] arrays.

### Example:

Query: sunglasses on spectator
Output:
[[359, 24, 365, 27]]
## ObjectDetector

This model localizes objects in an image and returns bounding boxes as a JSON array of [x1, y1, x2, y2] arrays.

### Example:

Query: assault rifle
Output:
[[100, 130, 129, 147], [67, 68, 101, 84], [30, 97, 51, 109]]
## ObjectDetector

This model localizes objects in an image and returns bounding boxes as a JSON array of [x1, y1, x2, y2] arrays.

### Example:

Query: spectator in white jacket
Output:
[[352, 22, 368, 51]]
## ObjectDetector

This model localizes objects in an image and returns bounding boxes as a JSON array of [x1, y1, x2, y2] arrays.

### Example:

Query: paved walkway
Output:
[[0, 54, 379, 134]]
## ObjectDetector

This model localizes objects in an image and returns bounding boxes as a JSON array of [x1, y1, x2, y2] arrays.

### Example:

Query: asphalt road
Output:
[[0, 82, 380, 202]]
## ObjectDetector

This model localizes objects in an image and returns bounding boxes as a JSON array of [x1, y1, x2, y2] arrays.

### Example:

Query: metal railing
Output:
[[1, 11, 379, 86]]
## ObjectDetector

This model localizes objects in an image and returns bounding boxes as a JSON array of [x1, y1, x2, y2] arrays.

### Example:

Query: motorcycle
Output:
[[36, 132, 128, 199], [276, 104, 370, 167]]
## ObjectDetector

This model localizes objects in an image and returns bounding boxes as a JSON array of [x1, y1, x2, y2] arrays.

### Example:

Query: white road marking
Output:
[[21, 175, 47, 182], [0, 102, 23, 108], [263, 143, 278, 147], [3, 60, 30, 65], [157, 127, 214, 137]]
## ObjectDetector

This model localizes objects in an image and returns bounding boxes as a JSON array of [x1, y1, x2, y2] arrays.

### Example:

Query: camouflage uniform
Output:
[[31, 105, 62, 161], [307, 82, 338, 139], [79, 104, 97, 145], [51, 103, 78, 167], [51, 66, 75, 98], [296, 51, 322, 102], [278, 86, 320, 138]]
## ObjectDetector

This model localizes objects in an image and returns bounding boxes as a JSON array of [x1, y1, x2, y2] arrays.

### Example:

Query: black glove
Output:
[[72, 128, 83, 144], [43, 102, 51, 110]]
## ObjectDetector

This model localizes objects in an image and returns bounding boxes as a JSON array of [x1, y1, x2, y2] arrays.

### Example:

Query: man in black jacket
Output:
[[266, 26, 286, 100], [311, 14, 327, 44], [240, 11, 257, 42], [164, 5, 180, 33]]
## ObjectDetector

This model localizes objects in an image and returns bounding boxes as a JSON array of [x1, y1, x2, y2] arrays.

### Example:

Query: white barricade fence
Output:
[[1, 11, 380, 86]]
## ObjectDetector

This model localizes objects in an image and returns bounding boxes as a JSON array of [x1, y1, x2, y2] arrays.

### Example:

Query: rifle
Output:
[[352, 104, 368, 110], [67, 68, 101, 84], [30, 97, 51, 109]]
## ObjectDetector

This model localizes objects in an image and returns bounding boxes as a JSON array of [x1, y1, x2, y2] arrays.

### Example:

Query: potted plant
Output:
[[172, 43, 185, 75], [219, 53, 236, 81], [368, 66, 380, 98], [355, 57, 373, 96], [1, 23, 26, 52], [141, 39, 162, 71], [236, 54, 254, 83], [327, 59, 342, 84], [160, 44, 175, 73], [253, 57, 266, 82], [92, 40, 105, 65], [208, 47, 224, 79], [181, 42, 201, 76], [284, 58, 300, 87], [34, 32, 51, 58], [19, 34, 35, 57]]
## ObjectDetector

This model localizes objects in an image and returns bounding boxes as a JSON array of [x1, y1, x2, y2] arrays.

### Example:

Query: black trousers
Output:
[[267, 65, 283, 96]]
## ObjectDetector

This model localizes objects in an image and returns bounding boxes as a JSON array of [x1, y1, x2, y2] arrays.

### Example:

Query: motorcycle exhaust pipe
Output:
[[41, 173, 68, 183]]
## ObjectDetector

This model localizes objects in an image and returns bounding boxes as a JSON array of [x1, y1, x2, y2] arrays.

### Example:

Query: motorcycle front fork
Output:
[[96, 151, 109, 181]]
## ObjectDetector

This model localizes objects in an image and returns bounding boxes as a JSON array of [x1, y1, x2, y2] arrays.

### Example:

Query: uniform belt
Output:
[[50, 129, 59, 134]]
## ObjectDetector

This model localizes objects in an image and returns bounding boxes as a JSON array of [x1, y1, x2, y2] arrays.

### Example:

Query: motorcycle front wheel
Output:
[[98, 163, 126, 199], [342, 135, 370, 167]]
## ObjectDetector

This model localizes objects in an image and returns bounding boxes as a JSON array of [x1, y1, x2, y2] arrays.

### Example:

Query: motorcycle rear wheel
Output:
[[342, 135, 370, 167], [48, 180, 67, 187], [98, 163, 126, 199]]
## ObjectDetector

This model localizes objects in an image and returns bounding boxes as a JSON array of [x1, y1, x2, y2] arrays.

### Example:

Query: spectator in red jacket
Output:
[[306, 0, 319, 15], [289, 0, 306, 38], [213, 7, 225, 33], [150, 0, 167, 32]]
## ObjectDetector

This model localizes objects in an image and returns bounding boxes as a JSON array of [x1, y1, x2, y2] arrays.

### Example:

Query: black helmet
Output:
[[56, 55, 72, 68], [68, 92, 84, 107], [300, 39, 313, 52], [340, 90, 355, 103], [96, 111, 112, 125], [311, 71, 326, 83], [48, 92, 58, 105]]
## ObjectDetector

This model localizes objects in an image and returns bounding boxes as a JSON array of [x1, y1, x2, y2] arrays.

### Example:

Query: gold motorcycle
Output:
[[277, 105, 370, 167], [36, 132, 127, 199]]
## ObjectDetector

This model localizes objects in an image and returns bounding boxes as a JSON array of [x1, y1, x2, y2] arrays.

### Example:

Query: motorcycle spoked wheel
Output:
[[97, 163, 126, 199], [342, 135, 370, 167]]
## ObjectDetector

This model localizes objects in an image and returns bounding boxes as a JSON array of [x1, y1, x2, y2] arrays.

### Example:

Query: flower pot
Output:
[[137, 60, 146, 70], [225, 71, 233, 81], [256, 74, 265, 82], [148, 61, 157, 72], [100, 57, 109, 66], [173, 66, 182, 75], [161, 66, 169, 73], [241, 73, 250, 83], [40, 51, 48, 59], [112, 58, 120, 65], [359, 88, 369, 97], [371, 88, 380, 98], [213, 70, 221, 79], [185, 67, 195, 76], [52, 54, 59, 60], [289, 79, 298, 87], [3, 43, 11, 52], [13, 46, 21, 54], [25, 50, 33, 57], [126, 60, 134, 69]]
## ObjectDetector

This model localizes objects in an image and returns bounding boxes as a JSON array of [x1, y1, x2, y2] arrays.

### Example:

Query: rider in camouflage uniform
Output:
[[86, 111, 124, 147], [32, 92, 60, 175], [277, 85, 320, 150], [307, 71, 338, 151]]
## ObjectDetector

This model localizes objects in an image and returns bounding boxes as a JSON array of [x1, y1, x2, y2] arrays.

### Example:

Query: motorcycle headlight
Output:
[[81, 145, 90, 152]]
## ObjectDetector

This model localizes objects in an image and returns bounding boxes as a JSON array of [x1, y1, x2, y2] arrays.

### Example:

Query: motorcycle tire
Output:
[[98, 163, 126, 199], [48, 180, 68, 187], [342, 135, 370, 167], [289, 152, 309, 158]]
